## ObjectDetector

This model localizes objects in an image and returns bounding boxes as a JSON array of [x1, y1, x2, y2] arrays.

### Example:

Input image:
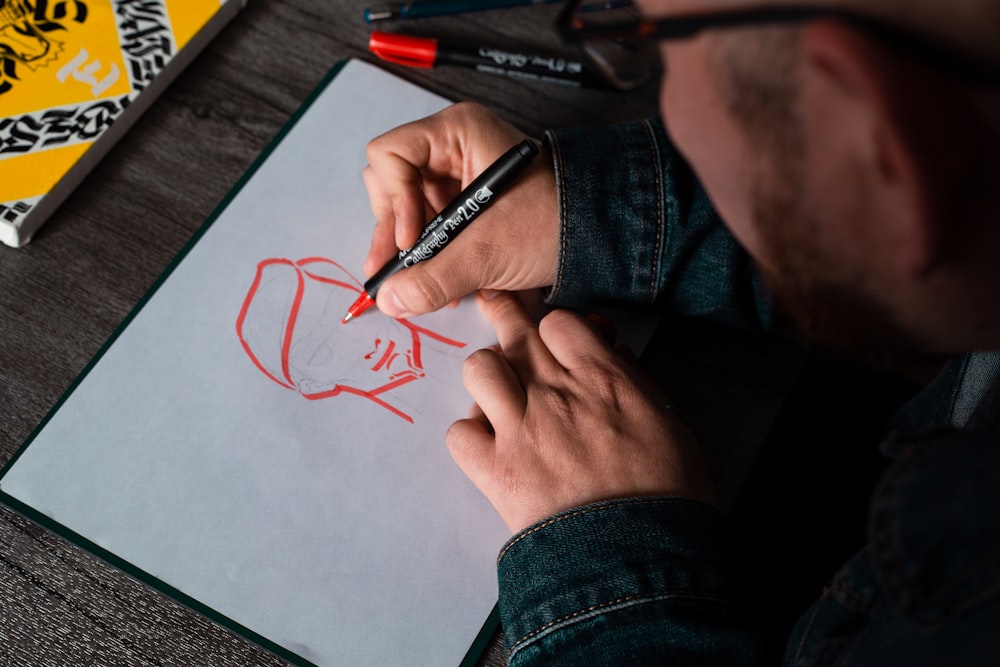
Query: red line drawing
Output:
[[236, 257, 466, 423]]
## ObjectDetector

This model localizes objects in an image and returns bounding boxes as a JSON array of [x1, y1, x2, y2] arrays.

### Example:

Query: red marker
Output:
[[343, 139, 539, 323], [342, 292, 375, 323], [368, 31, 605, 87]]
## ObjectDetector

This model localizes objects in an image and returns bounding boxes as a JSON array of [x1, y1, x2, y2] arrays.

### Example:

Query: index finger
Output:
[[361, 165, 404, 276], [538, 309, 618, 370], [364, 139, 432, 250], [476, 290, 558, 377], [362, 165, 438, 277]]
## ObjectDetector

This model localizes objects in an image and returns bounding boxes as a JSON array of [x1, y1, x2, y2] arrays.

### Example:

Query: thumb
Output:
[[374, 251, 487, 317]]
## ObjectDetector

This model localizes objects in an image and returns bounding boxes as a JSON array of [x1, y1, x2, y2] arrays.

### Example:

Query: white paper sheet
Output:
[[0, 59, 509, 666]]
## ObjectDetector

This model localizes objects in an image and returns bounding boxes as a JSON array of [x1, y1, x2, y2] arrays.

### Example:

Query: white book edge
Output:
[[0, 0, 247, 248]]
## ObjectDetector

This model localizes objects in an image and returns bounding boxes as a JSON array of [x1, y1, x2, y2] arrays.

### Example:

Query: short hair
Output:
[[706, 0, 1000, 161]]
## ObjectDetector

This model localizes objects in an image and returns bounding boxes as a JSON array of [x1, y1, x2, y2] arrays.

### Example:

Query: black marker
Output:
[[369, 32, 608, 88], [343, 138, 539, 323]]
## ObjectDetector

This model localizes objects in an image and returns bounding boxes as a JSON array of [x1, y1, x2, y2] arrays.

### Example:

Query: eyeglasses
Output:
[[557, 0, 1000, 90]]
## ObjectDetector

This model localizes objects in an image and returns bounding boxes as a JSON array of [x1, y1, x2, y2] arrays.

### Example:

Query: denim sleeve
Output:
[[544, 117, 774, 331], [497, 498, 758, 665]]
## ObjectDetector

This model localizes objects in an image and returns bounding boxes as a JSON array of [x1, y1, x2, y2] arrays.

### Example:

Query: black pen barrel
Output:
[[437, 44, 597, 87], [362, 139, 539, 296]]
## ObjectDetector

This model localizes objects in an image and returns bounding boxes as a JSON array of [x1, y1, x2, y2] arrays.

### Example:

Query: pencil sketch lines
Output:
[[236, 257, 466, 423]]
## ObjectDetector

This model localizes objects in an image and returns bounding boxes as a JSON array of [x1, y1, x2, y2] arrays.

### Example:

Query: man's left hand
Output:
[[447, 290, 718, 534]]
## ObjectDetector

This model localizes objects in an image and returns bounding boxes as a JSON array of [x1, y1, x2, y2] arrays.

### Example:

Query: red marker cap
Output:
[[369, 32, 439, 68]]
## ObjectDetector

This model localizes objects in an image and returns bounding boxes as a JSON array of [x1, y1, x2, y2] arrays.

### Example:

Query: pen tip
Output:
[[342, 312, 354, 324]]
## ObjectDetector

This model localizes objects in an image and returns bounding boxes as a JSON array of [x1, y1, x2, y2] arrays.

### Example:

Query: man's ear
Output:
[[799, 20, 940, 280]]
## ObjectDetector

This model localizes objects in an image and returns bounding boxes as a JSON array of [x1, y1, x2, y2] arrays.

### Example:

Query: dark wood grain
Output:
[[0, 2, 659, 665]]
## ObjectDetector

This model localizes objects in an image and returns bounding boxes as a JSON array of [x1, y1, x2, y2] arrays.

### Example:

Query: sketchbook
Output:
[[0, 0, 244, 247], [0, 59, 510, 666]]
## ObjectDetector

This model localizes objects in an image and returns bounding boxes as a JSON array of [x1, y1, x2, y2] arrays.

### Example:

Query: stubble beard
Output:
[[751, 162, 935, 369]]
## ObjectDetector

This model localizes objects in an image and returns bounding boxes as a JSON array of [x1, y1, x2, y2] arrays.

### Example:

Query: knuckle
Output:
[[372, 212, 392, 234], [463, 348, 495, 376], [364, 137, 383, 164], [488, 299, 534, 340], [463, 240, 498, 279], [444, 420, 466, 447], [587, 367, 626, 405], [538, 384, 576, 425], [401, 268, 450, 311], [538, 309, 582, 341], [577, 365, 630, 419], [539, 308, 578, 331], [489, 292, 521, 318]]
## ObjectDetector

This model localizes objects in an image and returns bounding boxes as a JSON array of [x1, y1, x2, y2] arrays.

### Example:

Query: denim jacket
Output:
[[495, 118, 1000, 665]]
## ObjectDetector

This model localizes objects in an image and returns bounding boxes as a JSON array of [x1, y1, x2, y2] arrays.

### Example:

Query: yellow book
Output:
[[0, 0, 245, 247]]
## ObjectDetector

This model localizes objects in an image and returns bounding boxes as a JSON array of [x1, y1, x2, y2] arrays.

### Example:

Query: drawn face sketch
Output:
[[237, 257, 466, 423]]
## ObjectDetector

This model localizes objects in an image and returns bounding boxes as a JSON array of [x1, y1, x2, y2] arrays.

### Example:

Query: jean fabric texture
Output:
[[495, 118, 1000, 665]]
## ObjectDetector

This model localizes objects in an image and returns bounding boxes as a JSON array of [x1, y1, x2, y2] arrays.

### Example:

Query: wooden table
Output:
[[0, 2, 662, 664]]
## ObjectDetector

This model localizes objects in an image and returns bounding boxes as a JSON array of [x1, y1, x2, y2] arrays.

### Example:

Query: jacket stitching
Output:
[[791, 602, 822, 664], [641, 118, 665, 304], [497, 497, 702, 566], [505, 590, 732, 660], [546, 131, 569, 302]]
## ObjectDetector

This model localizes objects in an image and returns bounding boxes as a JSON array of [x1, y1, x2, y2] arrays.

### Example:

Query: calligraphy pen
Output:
[[369, 32, 608, 88], [343, 138, 539, 323]]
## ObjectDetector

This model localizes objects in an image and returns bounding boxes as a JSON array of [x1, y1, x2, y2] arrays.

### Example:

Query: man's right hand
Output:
[[362, 102, 560, 318]]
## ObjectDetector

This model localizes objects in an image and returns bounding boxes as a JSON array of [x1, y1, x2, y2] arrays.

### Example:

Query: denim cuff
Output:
[[544, 119, 671, 308], [544, 118, 772, 329], [497, 497, 734, 662]]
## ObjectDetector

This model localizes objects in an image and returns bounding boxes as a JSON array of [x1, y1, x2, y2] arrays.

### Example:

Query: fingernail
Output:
[[479, 289, 501, 300], [380, 288, 411, 318]]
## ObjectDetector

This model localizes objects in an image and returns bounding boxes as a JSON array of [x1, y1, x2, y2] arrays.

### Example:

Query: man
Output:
[[361, 0, 1000, 663]]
